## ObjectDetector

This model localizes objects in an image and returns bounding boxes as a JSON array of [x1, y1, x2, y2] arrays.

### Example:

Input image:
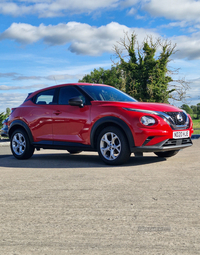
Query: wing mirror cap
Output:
[[68, 97, 84, 107]]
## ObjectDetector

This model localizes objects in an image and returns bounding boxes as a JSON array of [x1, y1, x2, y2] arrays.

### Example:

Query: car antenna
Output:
[[53, 76, 57, 85]]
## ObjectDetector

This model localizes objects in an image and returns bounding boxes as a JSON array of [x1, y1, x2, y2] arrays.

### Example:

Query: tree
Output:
[[0, 112, 5, 130], [197, 103, 200, 119], [180, 104, 193, 115], [113, 32, 189, 103], [0, 108, 11, 130], [80, 32, 190, 103], [0, 112, 4, 124], [79, 66, 125, 91], [191, 105, 197, 115], [5, 108, 11, 117]]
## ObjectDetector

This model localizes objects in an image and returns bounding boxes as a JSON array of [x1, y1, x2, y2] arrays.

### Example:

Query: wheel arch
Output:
[[90, 116, 135, 150], [9, 120, 34, 144]]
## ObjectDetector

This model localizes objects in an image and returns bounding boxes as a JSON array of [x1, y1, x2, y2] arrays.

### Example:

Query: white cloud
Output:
[[0, 92, 27, 111], [159, 21, 189, 29], [0, 72, 19, 78], [173, 32, 200, 60], [1, 0, 200, 23], [144, 0, 200, 23], [0, 72, 83, 82], [0, 0, 136, 17], [0, 85, 11, 90], [0, 1, 32, 16], [184, 78, 200, 105], [0, 84, 47, 90], [127, 7, 137, 16], [13, 74, 83, 81], [120, 0, 139, 8], [0, 22, 159, 56], [2, 21, 200, 60]]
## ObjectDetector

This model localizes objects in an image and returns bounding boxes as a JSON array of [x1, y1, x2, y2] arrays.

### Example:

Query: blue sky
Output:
[[0, 0, 200, 112]]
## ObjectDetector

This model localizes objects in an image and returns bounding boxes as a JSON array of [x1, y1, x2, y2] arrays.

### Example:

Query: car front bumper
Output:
[[131, 137, 193, 153]]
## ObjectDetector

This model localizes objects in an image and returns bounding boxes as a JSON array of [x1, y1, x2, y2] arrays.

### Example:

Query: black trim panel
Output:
[[9, 120, 33, 143], [131, 138, 193, 153], [32, 140, 94, 151]]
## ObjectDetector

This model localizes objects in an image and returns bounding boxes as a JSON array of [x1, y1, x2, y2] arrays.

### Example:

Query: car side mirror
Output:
[[68, 97, 84, 108]]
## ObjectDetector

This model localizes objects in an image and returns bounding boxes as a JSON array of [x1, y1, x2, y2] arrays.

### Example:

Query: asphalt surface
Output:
[[0, 140, 200, 254]]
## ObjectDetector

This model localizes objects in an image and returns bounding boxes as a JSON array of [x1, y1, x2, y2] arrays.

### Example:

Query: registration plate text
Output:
[[173, 130, 190, 139]]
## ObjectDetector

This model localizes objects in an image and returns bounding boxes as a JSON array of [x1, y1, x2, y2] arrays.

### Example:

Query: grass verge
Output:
[[192, 119, 200, 134]]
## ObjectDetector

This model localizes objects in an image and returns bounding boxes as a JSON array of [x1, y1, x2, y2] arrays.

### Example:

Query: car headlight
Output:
[[140, 116, 156, 126]]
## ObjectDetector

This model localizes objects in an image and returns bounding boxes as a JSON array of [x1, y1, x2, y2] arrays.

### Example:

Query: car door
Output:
[[52, 86, 91, 145], [29, 88, 56, 143]]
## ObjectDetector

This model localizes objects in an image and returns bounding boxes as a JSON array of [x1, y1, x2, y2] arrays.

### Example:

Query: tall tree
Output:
[[197, 103, 200, 119], [80, 32, 190, 103], [114, 33, 189, 103]]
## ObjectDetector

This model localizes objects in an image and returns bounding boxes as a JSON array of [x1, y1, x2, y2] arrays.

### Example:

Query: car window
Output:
[[58, 86, 85, 105], [79, 85, 137, 102], [35, 89, 56, 105]]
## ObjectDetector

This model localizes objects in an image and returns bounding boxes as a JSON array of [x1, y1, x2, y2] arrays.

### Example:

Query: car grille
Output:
[[163, 138, 192, 147], [164, 111, 186, 126]]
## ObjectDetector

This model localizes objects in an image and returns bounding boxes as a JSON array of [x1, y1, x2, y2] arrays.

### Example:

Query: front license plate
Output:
[[173, 130, 190, 139]]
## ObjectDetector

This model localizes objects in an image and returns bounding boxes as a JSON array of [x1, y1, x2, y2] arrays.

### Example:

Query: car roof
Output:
[[26, 83, 110, 100]]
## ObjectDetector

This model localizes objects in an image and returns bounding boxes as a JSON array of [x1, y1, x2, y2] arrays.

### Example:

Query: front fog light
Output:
[[140, 116, 156, 126]]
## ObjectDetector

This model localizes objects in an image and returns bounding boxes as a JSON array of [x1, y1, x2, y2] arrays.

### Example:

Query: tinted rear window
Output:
[[34, 89, 56, 105]]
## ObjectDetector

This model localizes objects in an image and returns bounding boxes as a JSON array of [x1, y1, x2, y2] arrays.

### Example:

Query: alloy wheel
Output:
[[100, 132, 121, 161], [12, 132, 26, 156]]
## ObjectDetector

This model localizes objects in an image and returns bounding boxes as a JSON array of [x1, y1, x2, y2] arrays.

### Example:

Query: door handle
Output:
[[53, 110, 62, 115]]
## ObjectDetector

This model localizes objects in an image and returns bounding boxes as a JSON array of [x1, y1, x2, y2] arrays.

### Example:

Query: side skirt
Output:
[[32, 140, 95, 152]]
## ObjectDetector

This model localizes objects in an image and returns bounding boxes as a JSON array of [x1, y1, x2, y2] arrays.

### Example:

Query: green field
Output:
[[192, 119, 200, 134]]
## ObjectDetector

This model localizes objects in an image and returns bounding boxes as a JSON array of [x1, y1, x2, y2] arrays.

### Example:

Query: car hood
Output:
[[92, 101, 183, 113]]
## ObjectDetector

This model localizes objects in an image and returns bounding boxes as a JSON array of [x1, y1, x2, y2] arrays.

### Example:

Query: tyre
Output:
[[97, 126, 130, 165], [10, 129, 34, 159], [67, 149, 82, 154], [154, 150, 179, 158]]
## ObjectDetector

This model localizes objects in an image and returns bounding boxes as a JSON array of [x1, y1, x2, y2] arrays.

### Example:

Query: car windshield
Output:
[[79, 85, 137, 102]]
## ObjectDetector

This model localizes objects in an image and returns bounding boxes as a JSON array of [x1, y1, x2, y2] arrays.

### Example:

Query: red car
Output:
[[8, 83, 193, 165]]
